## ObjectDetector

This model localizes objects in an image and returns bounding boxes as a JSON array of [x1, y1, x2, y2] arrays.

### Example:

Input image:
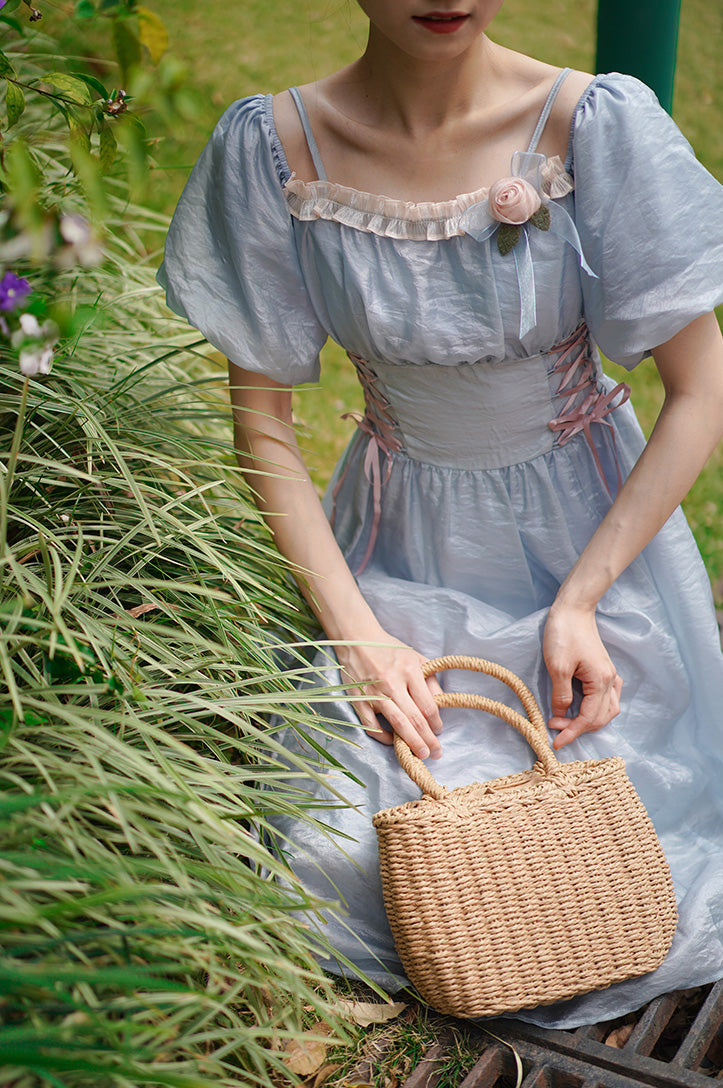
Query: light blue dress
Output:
[[159, 71, 723, 1028]]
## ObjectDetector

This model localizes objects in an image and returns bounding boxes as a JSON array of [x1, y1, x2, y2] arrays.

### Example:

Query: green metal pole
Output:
[[595, 0, 682, 113]]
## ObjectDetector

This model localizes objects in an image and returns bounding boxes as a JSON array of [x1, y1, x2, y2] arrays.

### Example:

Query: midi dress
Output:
[[159, 70, 723, 1028]]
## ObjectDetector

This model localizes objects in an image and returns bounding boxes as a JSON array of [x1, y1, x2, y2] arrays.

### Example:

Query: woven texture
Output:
[[373, 656, 678, 1019]]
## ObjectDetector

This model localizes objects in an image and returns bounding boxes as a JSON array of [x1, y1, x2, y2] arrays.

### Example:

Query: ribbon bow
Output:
[[459, 152, 597, 339]]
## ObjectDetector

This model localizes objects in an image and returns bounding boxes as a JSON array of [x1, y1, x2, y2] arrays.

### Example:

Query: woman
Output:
[[159, 2, 723, 1026]]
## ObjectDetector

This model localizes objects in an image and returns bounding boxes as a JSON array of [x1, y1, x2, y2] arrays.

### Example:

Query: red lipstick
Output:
[[413, 11, 470, 34]]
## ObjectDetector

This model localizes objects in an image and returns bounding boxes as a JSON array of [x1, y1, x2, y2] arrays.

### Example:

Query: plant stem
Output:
[[0, 376, 30, 586]]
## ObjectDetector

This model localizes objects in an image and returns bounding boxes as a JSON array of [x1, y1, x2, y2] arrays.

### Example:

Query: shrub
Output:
[[1, 6, 359, 1084]]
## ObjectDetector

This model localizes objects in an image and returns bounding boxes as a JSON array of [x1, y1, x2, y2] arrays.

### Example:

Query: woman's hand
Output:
[[336, 635, 445, 760], [538, 314, 723, 751], [542, 603, 622, 749]]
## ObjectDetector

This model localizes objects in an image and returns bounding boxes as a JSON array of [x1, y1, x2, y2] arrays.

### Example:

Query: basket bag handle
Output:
[[393, 655, 559, 800]]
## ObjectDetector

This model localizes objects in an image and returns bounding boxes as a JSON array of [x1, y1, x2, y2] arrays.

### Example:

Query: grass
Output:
[[0, 41, 374, 1081], [0, 255, 363, 1084]]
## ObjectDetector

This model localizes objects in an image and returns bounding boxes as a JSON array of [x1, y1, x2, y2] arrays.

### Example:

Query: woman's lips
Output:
[[412, 12, 470, 34]]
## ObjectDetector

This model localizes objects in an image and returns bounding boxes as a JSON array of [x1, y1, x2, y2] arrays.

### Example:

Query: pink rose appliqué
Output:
[[488, 176, 542, 225], [487, 175, 551, 256]]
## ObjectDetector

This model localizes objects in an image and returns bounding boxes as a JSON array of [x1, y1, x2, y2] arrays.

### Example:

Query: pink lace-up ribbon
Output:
[[330, 352, 402, 575], [333, 330, 630, 575], [547, 323, 630, 496]]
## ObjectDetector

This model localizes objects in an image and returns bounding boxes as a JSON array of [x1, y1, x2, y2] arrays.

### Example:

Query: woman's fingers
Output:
[[549, 670, 574, 720], [340, 643, 445, 759], [411, 671, 445, 735], [388, 685, 444, 757], [549, 672, 623, 749], [544, 604, 623, 749], [357, 705, 395, 746], [362, 688, 443, 759]]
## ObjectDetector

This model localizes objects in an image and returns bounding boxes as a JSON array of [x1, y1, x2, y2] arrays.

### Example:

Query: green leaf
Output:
[[74, 0, 96, 16], [4, 140, 43, 232], [497, 222, 522, 256], [2, 0, 22, 12], [112, 17, 142, 80], [0, 51, 17, 78], [69, 136, 109, 216], [5, 80, 25, 127], [99, 120, 117, 171], [123, 110, 146, 135], [0, 14, 24, 31], [43, 71, 93, 105], [0, 708, 14, 753], [68, 115, 91, 153], [137, 5, 168, 63], [116, 113, 148, 198], [529, 204, 551, 231], [71, 71, 109, 98]]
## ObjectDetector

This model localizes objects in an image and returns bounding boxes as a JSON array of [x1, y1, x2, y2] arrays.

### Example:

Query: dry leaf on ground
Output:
[[336, 999, 407, 1028], [281, 1023, 333, 1076], [126, 602, 160, 618], [312, 1061, 341, 1087]]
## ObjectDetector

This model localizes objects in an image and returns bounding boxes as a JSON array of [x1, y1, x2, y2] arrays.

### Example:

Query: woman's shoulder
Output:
[[272, 86, 318, 183], [566, 72, 686, 169], [270, 66, 357, 183], [542, 69, 596, 153], [200, 92, 294, 188]]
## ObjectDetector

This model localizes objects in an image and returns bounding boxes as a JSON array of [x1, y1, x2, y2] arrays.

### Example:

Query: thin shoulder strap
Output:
[[288, 86, 327, 181], [526, 67, 572, 153]]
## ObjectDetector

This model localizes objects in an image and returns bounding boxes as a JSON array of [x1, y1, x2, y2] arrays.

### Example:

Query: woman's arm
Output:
[[544, 311, 723, 748], [228, 364, 444, 758]]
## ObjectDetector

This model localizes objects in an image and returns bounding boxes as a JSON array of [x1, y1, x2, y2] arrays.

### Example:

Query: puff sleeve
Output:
[[571, 74, 723, 369], [157, 96, 326, 384]]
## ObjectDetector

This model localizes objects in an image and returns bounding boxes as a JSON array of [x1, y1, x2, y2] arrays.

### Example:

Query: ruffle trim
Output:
[[284, 156, 573, 241]]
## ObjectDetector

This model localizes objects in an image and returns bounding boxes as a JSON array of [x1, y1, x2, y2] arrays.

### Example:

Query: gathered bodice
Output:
[[349, 333, 586, 471], [159, 73, 723, 382]]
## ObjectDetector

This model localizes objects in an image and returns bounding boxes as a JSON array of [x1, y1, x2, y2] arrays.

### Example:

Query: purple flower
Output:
[[0, 271, 32, 312]]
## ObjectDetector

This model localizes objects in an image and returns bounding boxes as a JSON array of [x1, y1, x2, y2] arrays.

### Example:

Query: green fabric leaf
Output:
[[497, 223, 522, 256], [530, 205, 551, 231]]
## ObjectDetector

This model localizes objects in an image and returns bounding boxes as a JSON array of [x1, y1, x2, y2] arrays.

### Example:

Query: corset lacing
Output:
[[547, 324, 631, 496], [333, 330, 631, 576], [330, 351, 402, 575]]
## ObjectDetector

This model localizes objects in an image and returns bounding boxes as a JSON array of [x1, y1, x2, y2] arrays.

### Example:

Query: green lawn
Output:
[[52, 0, 723, 597]]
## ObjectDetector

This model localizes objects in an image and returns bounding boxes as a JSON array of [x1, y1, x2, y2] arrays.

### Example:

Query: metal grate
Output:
[[399, 983, 723, 1088]]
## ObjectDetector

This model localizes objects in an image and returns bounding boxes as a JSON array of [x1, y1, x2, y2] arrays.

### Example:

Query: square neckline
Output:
[[265, 69, 600, 219]]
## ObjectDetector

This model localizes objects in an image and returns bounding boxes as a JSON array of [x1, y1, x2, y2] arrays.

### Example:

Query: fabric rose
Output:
[[488, 177, 542, 225]]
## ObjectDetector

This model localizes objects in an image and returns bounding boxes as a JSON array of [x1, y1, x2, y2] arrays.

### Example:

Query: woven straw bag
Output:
[[373, 655, 677, 1019]]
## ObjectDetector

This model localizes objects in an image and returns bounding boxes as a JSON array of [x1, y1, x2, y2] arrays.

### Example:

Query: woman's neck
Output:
[[352, 30, 504, 135]]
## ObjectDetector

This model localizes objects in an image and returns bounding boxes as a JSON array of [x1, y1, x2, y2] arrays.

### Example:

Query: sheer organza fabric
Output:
[[159, 73, 723, 1027]]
